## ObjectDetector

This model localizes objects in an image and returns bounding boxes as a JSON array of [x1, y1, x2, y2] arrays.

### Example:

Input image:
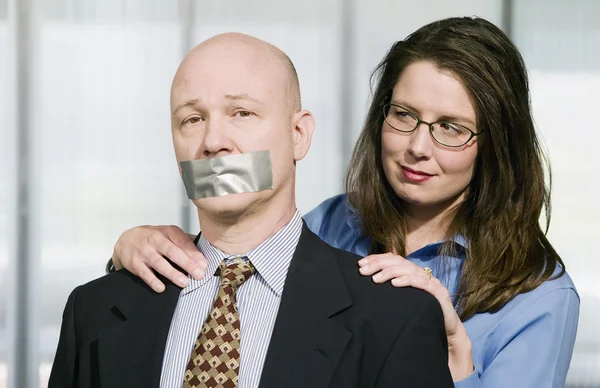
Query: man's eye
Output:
[[235, 110, 254, 118], [184, 116, 202, 125]]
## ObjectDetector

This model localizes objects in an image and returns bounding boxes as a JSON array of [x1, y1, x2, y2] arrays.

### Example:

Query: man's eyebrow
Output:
[[172, 94, 265, 116], [172, 99, 200, 116], [224, 93, 264, 105]]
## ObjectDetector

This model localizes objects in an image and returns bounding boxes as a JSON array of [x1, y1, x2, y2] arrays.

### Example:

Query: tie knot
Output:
[[218, 259, 255, 290]]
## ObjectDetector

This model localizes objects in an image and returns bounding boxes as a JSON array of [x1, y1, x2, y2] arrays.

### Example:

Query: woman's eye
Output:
[[391, 107, 409, 117], [440, 122, 460, 133]]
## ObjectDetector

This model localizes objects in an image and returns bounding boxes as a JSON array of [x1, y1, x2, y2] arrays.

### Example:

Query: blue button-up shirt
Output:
[[304, 194, 579, 388]]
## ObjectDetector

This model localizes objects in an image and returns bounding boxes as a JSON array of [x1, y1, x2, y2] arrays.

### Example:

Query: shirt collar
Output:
[[183, 210, 303, 296], [407, 235, 468, 260], [345, 198, 364, 238], [450, 234, 468, 250]]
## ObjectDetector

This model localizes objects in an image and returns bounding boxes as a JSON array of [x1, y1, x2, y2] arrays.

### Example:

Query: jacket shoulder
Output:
[[72, 269, 151, 300], [304, 226, 443, 321], [341, 249, 440, 314], [66, 269, 169, 325]]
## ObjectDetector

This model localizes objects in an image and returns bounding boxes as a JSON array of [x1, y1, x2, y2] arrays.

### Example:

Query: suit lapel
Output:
[[259, 224, 353, 388], [96, 278, 181, 388]]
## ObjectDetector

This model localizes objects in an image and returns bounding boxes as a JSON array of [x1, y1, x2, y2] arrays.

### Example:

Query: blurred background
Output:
[[1, 0, 599, 387]]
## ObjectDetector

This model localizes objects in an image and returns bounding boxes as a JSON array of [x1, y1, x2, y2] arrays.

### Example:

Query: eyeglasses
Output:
[[382, 103, 482, 147]]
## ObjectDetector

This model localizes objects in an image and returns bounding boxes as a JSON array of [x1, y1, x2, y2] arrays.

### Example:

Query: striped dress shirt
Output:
[[160, 211, 303, 388]]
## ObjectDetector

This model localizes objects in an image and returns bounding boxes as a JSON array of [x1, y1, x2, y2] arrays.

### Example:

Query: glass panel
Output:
[[0, 0, 6, 20], [42, 0, 178, 23], [0, 2, 12, 387], [513, 1, 600, 386], [37, 1, 183, 385]]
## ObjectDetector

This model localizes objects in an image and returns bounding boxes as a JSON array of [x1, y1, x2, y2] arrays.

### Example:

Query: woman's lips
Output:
[[401, 166, 434, 182]]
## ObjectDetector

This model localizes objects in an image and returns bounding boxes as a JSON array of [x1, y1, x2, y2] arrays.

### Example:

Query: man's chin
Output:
[[193, 192, 265, 219]]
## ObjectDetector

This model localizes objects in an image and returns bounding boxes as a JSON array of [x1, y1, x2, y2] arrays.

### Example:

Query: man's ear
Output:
[[291, 110, 315, 161]]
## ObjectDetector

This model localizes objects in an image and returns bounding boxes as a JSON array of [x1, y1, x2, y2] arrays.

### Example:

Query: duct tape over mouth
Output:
[[179, 150, 273, 199]]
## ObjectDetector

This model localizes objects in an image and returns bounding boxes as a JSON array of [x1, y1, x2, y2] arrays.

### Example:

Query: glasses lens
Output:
[[431, 122, 472, 147], [384, 104, 418, 132]]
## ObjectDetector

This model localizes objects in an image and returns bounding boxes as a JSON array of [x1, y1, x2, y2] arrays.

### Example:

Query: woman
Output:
[[108, 17, 579, 387]]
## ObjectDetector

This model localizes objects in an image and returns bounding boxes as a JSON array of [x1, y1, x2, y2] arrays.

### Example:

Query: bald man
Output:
[[48, 33, 453, 388]]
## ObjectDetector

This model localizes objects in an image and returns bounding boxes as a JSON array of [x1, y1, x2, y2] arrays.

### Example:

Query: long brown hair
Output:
[[346, 17, 565, 320]]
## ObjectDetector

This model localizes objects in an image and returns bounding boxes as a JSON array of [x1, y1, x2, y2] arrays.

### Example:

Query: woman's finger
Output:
[[132, 261, 167, 293], [358, 253, 394, 266], [369, 264, 419, 283], [165, 226, 207, 269], [358, 254, 408, 274], [154, 231, 206, 280], [148, 251, 190, 288], [391, 273, 432, 290]]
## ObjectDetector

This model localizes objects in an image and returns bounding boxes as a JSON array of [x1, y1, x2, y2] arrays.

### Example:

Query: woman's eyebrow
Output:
[[390, 99, 475, 126]]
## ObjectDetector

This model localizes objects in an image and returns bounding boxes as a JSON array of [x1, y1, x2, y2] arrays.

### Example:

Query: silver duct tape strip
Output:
[[179, 150, 273, 199]]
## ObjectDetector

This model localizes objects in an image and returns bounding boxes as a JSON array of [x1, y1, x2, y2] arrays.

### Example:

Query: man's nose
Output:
[[201, 118, 234, 158], [407, 123, 434, 159]]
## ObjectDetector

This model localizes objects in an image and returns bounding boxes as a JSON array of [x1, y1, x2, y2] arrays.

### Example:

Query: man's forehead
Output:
[[171, 66, 284, 106], [170, 35, 299, 111], [172, 75, 270, 101]]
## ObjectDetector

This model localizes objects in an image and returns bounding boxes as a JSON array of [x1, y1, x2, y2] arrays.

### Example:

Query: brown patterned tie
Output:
[[183, 258, 256, 388]]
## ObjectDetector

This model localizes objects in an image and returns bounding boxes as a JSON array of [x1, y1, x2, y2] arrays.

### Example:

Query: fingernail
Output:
[[193, 268, 204, 280], [359, 265, 369, 273], [358, 258, 367, 265], [392, 278, 405, 287], [154, 283, 165, 293], [178, 277, 189, 287], [372, 273, 382, 282]]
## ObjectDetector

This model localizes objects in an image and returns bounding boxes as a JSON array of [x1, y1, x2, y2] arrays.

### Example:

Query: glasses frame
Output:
[[382, 103, 482, 148]]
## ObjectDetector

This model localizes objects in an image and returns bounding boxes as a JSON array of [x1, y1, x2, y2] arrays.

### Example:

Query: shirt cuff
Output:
[[453, 368, 481, 388]]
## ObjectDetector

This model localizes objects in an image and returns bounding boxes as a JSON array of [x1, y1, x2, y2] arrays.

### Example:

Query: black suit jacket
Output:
[[49, 223, 453, 387]]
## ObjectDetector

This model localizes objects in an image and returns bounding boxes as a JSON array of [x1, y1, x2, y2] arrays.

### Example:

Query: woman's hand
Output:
[[358, 253, 474, 382], [112, 225, 208, 293]]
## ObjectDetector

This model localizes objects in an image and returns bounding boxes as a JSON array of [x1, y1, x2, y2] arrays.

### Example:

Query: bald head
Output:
[[169, 33, 315, 228], [172, 33, 301, 113]]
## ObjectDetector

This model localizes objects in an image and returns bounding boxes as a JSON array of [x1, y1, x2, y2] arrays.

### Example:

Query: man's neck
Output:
[[197, 199, 297, 255]]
